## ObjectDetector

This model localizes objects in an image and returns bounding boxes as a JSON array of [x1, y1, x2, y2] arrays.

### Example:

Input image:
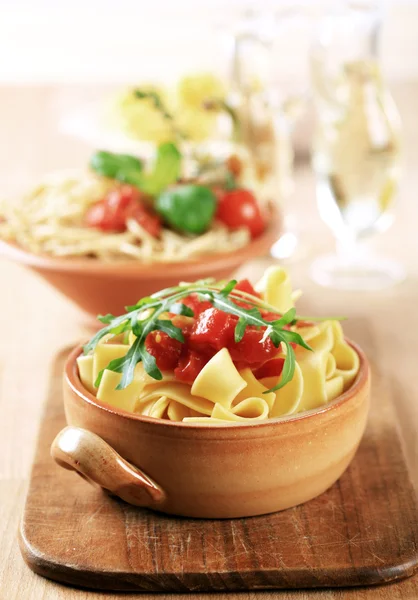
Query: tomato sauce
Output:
[[144, 279, 291, 385]]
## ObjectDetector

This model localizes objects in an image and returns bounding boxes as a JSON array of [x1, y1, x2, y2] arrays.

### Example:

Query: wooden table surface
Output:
[[0, 84, 417, 599]]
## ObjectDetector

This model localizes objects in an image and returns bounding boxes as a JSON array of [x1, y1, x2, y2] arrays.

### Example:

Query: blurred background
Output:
[[0, 0, 417, 290]]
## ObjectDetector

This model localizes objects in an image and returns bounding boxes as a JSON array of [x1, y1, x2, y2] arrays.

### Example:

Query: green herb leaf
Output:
[[157, 320, 184, 343], [220, 279, 237, 296], [156, 184, 216, 234], [264, 340, 296, 393], [98, 313, 116, 324], [168, 302, 194, 317], [139, 142, 181, 196], [225, 171, 236, 191], [133, 89, 173, 122], [279, 329, 313, 352], [138, 343, 162, 382], [89, 143, 181, 197], [90, 151, 143, 180], [272, 308, 297, 329], [234, 317, 247, 343], [84, 280, 316, 392]]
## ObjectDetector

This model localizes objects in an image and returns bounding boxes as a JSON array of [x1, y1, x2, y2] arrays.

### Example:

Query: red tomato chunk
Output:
[[174, 350, 209, 384], [144, 279, 284, 384], [145, 331, 182, 371], [253, 358, 285, 379], [85, 185, 161, 238]]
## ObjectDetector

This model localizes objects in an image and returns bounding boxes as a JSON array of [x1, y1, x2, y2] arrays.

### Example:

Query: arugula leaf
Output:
[[138, 343, 162, 382], [168, 302, 194, 317], [264, 340, 296, 393], [220, 279, 237, 296], [98, 313, 117, 324], [157, 320, 184, 343], [279, 329, 312, 352], [234, 317, 247, 343], [84, 280, 314, 392], [272, 308, 297, 329]]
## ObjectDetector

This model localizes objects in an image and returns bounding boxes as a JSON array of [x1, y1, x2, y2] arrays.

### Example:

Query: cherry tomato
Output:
[[174, 350, 208, 384], [145, 331, 182, 371], [216, 189, 265, 238]]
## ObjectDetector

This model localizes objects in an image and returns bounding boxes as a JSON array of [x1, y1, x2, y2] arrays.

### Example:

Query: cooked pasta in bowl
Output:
[[0, 144, 280, 317], [52, 267, 370, 518]]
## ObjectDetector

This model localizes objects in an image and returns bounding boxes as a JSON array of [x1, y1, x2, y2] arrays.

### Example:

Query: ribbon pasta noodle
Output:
[[77, 266, 361, 424]]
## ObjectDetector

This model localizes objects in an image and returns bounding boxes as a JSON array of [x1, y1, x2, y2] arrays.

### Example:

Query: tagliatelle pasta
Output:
[[191, 348, 247, 407], [77, 266, 361, 424]]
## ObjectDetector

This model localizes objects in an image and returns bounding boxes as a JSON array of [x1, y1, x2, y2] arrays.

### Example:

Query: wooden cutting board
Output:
[[19, 347, 418, 593]]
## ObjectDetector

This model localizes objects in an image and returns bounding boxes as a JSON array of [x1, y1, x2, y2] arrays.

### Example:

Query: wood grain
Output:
[[19, 345, 418, 592]]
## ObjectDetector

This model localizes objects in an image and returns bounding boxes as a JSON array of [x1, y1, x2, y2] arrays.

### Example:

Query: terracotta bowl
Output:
[[0, 215, 280, 318], [51, 341, 370, 519]]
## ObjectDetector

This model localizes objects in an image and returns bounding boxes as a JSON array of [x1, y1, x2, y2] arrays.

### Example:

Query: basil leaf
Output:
[[90, 151, 142, 180], [156, 184, 216, 234]]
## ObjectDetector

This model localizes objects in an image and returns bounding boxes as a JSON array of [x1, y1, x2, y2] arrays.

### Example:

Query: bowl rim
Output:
[[65, 339, 369, 431], [0, 211, 281, 276]]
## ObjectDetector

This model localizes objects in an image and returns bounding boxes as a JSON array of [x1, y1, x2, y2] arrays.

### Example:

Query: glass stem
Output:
[[335, 235, 370, 267]]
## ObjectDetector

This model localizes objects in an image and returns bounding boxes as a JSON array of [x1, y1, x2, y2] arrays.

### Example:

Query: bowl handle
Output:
[[51, 426, 166, 508]]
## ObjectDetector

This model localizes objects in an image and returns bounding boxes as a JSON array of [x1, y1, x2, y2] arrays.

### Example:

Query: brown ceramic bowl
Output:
[[0, 214, 280, 318], [51, 341, 370, 519]]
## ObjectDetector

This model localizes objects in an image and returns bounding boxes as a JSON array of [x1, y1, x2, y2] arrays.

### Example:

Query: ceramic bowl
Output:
[[0, 214, 280, 318], [51, 341, 370, 519]]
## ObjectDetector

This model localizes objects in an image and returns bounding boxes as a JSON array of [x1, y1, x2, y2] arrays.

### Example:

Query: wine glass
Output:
[[218, 3, 314, 261], [310, 0, 405, 290]]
